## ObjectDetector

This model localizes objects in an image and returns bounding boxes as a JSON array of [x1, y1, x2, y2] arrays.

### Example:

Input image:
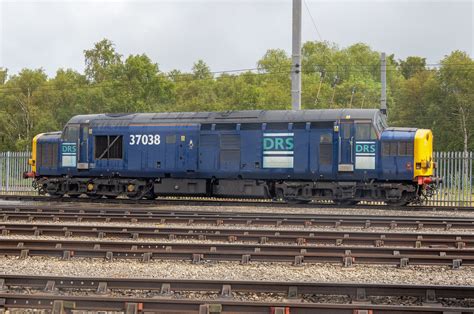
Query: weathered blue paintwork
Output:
[[35, 109, 417, 184], [380, 128, 417, 180]]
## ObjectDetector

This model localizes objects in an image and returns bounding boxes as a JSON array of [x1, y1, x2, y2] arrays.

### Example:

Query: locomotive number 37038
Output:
[[129, 134, 161, 145]]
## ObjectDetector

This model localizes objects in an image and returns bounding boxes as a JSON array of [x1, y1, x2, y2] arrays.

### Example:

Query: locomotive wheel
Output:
[[127, 191, 144, 200]]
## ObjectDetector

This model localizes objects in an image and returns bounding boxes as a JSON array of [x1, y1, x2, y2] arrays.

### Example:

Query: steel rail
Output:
[[0, 204, 473, 230], [0, 275, 472, 313], [3, 294, 472, 314], [1, 238, 473, 266], [0, 223, 472, 247], [1, 194, 473, 211]]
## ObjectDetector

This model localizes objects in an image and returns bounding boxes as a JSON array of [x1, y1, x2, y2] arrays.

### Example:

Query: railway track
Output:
[[1, 222, 473, 246], [1, 220, 473, 266], [0, 205, 472, 266], [2, 237, 473, 267], [1, 194, 473, 211], [0, 275, 472, 313], [0, 201, 471, 313], [0, 204, 473, 230]]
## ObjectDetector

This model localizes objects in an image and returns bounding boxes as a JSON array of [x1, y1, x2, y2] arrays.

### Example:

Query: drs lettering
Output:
[[129, 134, 161, 145], [61, 144, 77, 154], [263, 137, 294, 151], [355, 143, 376, 153]]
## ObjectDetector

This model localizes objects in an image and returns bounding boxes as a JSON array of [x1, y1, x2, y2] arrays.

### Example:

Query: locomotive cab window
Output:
[[62, 124, 80, 142], [389, 142, 398, 156], [95, 135, 123, 160], [382, 142, 390, 156], [382, 141, 414, 156], [355, 123, 377, 140], [398, 141, 414, 156]]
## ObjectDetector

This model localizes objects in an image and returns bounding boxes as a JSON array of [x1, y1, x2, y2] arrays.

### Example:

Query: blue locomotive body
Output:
[[28, 109, 435, 204]]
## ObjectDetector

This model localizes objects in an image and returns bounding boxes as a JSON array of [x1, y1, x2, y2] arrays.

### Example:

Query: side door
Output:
[[177, 132, 198, 172], [60, 124, 79, 174], [184, 132, 198, 172], [338, 121, 355, 172], [353, 122, 378, 176], [77, 123, 90, 170]]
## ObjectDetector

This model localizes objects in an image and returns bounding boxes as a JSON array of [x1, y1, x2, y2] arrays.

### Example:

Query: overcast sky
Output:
[[0, 0, 473, 77]]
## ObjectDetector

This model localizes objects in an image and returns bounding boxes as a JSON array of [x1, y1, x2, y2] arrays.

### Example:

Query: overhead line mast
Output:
[[380, 52, 387, 115], [291, 0, 302, 110]]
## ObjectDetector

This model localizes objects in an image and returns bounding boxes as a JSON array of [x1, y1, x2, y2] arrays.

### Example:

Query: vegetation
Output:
[[0, 39, 472, 151]]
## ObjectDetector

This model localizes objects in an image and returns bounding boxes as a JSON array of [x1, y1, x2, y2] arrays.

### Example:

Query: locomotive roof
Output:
[[67, 109, 384, 126]]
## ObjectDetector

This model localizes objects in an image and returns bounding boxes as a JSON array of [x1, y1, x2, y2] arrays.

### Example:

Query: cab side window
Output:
[[382, 141, 414, 156], [355, 123, 377, 140], [62, 125, 80, 142], [382, 142, 390, 156], [389, 142, 398, 155], [398, 141, 414, 156]]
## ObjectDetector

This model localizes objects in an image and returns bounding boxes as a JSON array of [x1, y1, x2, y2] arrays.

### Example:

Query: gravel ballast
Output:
[[0, 257, 473, 286], [0, 201, 473, 289]]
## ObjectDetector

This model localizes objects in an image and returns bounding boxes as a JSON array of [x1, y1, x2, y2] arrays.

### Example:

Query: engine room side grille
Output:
[[37, 143, 58, 168]]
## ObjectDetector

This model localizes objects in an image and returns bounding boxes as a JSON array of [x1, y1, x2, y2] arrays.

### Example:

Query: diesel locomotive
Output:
[[24, 109, 437, 205]]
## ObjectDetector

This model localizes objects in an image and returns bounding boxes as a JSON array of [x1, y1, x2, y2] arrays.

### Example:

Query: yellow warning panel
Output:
[[30, 133, 44, 173], [414, 129, 434, 178]]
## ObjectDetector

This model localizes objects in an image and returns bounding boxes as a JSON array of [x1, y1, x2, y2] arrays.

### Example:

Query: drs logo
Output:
[[355, 142, 376, 154], [61, 143, 77, 154], [263, 137, 294, 151], [262, 133, 295, 169], [61, 143, 77, 168]]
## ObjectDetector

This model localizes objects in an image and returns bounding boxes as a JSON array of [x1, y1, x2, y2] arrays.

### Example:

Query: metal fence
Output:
[[0, 151, 472, 206], [0, 152, 33, 194], [429, 151, 473, 207]]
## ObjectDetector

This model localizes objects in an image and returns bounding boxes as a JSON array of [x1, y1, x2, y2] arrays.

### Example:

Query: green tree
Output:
[[192, 60, 212, 80], [84, 39, 122, 82], [391, 70, 438, 129], [436, 51, 474, 152], [399, 56, 426, 79], [0, 68, 7, 85], [257, 49, 291, 74], [0, 69, 48, 149], [0, 38, 472, 153]]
